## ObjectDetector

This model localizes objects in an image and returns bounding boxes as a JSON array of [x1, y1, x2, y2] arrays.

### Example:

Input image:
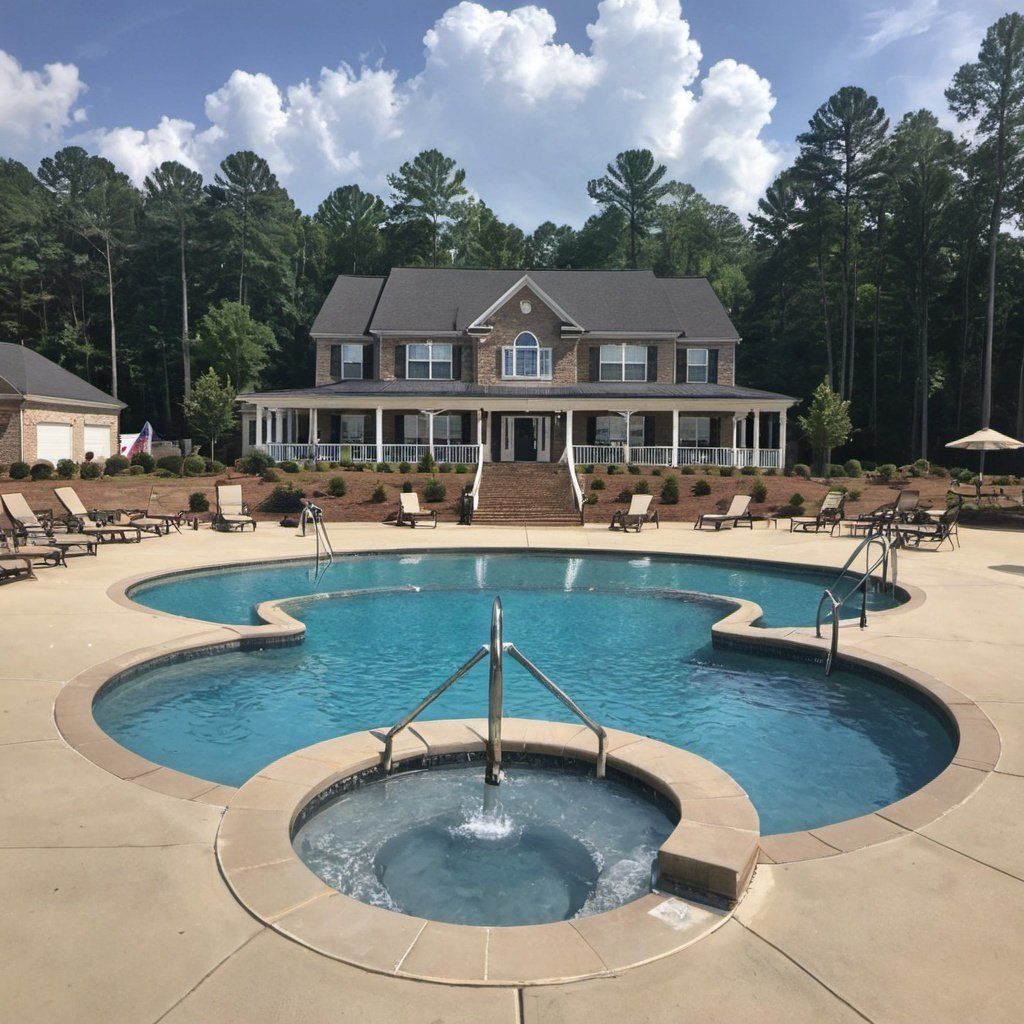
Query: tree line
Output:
[[0, 12, 1021, 466]]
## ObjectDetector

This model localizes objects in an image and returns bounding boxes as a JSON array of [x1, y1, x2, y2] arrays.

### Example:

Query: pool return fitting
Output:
[[381, 597, 608, 785]]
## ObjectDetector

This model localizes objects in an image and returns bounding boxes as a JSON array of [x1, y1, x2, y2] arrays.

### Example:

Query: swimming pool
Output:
[[97, 552, 953, 835]]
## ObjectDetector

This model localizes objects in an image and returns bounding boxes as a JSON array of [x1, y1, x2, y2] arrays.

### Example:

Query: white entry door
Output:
[[84, 424, 111, 458], [36, 422, 73, 463]]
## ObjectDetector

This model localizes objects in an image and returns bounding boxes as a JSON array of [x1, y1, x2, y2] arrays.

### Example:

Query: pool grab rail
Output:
[[299, 499, 334, 577], [381, 597, 607, 783], [815, 531, 897, 675]]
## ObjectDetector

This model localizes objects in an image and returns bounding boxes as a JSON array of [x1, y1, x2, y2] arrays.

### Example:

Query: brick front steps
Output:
[[473, 462, 580, 525]]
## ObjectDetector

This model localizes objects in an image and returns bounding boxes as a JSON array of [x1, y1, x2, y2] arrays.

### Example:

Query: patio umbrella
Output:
[[945, 427, 1024, 483]]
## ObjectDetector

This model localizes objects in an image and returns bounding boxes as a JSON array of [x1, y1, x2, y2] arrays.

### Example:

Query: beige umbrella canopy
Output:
[[946, 428, 1024, 482]]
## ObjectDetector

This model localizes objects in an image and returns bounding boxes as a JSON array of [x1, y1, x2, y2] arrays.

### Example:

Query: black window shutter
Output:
[[586, 416, 597, 445], [647, 346, 658, 382], [362, 344, 374, 380], [496, 349, 504, 378], [675, 347, 685, 384], [394, 415, 404, 443], [452, 346, 463, 381], [589, 347, 600, 381], [490, 414, 502, 461], [709, 348, 719, 384], [710, 417, 721, 447], [395, 345, 406, 379], [460, 412, 471, 443], [644, 414, 654, 445], [330, 345, 341, 380]]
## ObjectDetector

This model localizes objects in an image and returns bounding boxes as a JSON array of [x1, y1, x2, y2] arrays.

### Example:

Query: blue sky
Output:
[[0, 1, 1009, 226]]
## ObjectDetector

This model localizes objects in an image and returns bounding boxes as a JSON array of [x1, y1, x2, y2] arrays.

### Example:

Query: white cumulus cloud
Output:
[[0, 50, 86, 159], [1, 0, 783, 226]]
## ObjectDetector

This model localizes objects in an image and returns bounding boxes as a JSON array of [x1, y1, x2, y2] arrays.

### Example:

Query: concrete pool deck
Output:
[[1, 522, 1023, 1022]]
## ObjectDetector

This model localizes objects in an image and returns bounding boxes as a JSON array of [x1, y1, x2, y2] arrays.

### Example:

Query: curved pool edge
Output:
[[55, 548, 994, 859], [215, 719, 757, 987]]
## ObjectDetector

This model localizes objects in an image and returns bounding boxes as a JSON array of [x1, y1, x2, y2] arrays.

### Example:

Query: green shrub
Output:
[[627, 463, 641, 475], [151, 467, 174, 479], [338, 458, 354, 469], [454, 463, 468, 474], [606, 463, 619, 474], [424, 478, 446, 503], [591, 478, 605, 491], [951, 467, 974, 483], [789, 492, 805, 508], [314, 461, 329, 472], [339, 445, 352, 463], [634, 478, 650, 494], [56, 459, 77, 479], [401, 480, 413, 493], [587, 493, 599, 505], [279, 460, 300, 474], [651, 468, 661, 477], [370, 482, 387, 503], [692, 478, 711, 497], [128, 464, 145, 476], [157, 454, 184, 475], [376, 462, 393, 473], [435, 463, 450, 473], [910, 458, 930, 477], [793, 463, 811, 478], [327, 476, 346, 497], [704, 466, 719, 475], [207, 459, 226, 475], [719, 465, 736, 477], [104, 454, 129, 476], [398, 461, 411, 474], [30, 461, 53, 480], [764, 467, 778, 476], [660, 475, 680, 504], [261, 468, 280, 483], [848, 488, 862, 501], [750, 481, 768, 503], [241, 449, 274, 475], [188, 491, 210, 513], [827, 464, 846, 478], [582, 464, 594, 474], [261, 484, 305, 513], [843, 458, 862, 478], [930, 465, 949, 478], [9, 460, 30, 479], [80, 461, 102, 480], [182, 454, 205, 476], [993, 474, 1014, 486], [417, 452, 437, 474], [739, 465, 758, 476], [616, 487, 634, 502], [876, 463, 897, 481], [679, 465, 695, 475], [130, 452, 155, 473]]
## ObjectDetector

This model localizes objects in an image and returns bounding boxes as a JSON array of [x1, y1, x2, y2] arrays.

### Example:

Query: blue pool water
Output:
[[96, 552, 954, 834]]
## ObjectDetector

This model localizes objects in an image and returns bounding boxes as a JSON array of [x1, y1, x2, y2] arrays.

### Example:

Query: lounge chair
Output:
[[610, 494, 659, 532], [1, 529, 64, 568], [859, 489, 921, 525], [0, 551, 34, 584], [897, 500, 961, 550], [1, 493, 98, 556], [396, 492, 438, 528], [694, 494, 753, 531], [53, 487, 142, 543], [213, 485, 256, 531], [789, 490, 847, 534]]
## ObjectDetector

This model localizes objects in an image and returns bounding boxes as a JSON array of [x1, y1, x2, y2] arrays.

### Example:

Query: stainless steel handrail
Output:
[[300, 499, 334, 577], [379, 597, 607, 781]]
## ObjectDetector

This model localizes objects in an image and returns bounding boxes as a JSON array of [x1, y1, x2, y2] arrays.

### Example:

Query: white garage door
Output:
[[84, 424, 111, 458], [36, 423, 73, 463]]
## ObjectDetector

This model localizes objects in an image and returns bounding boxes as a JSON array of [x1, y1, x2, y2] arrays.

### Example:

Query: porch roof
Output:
[[240, 380, 796, 403]]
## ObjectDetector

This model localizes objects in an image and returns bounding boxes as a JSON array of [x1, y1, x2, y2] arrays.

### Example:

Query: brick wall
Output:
[[0, 403, 21, 464], [676, 342, 736, 385], [20, 404, 118, 464], [314, 341, 332, 385]]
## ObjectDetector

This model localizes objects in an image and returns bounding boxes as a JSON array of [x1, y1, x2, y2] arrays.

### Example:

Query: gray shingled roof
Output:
[[309, 268, 741, 339], [0, 343, 124, 408], [241, 380, 793, 402]]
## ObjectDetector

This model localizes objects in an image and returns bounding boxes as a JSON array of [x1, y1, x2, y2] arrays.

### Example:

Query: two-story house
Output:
[[238, 268, 795, 479]]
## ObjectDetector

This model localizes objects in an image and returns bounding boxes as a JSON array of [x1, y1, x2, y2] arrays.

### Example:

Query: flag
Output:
[[121, 422, 153, 459]]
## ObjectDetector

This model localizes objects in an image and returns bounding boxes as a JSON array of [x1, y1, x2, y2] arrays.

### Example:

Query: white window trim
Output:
[[338, 414, 366, 443], [335, 343, 364, 380], [686, 347, 709, 384], [680, 415, 712, 446], [502, 332, 553, 380], [407, 341, 454, 381], [599, 344, 648, 383]]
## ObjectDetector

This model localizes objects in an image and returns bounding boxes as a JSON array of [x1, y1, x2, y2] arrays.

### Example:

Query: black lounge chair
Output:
[[610, 494, 659, 532], [789, 490, 847, 534], [897, 500, 961, 550]]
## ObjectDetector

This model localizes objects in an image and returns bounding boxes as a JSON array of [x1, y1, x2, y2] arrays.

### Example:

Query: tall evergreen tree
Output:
[[387, 149, 467, 267], [315, 185, 386, 274]]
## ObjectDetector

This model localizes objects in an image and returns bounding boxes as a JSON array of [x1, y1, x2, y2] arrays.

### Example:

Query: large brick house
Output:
[[239, 268, 795, 480], [0, 343, 123, 466]]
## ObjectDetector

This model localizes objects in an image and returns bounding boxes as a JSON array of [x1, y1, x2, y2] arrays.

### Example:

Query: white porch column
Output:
[[731, 413, 740, 468], [427, 411, 435, 458], [621, 411, 632, 465], [476, 409, 484, 454], [375, 407, 384, 464], [255, 405, 263, 448], [486, 411, 494, 461], [779, 408, 788, 469], [670, 410, 679, 467], [308, 408, 317, 446], [565, 409, 574, 461], [753, 410, 761, 468], [271, 409, 280, 444]]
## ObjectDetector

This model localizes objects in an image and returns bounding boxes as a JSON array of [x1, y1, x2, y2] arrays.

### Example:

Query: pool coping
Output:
[[52, 546, 998, 862], [215, 719, 759, 986]]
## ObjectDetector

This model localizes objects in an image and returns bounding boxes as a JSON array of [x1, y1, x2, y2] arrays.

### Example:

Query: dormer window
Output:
[[502, 331, 552, 380], [407, 341, 453, 380]]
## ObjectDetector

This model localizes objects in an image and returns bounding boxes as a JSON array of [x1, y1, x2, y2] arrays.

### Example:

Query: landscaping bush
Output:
[[151, 467, 174, 479], [651, 468, 661, 477], [208, 459, 226, 475], [131, 452, 155, 473], [424, 478, 446, 503], [679, 465, 695, 475], [398, 461, 412, 474], [374, 462, 391, 473], [582, 464, 594, 474], [793, 463, 811, 478], [993, 475, 1014, 486], [402, 480, 413, 493], [634, 478, 650, 494], [750, 481, 768, 503], [370, 483, 387, 503], [183, 454, 206, 476], [80, 461, 102, 480], [843, 458, 863, 478], [327, 476, 346, 498], [848, 488, 862, 501], [339, 446, 352, 463], [590, 478, 605, 491], [827, 464, 846, 478], [128, 464, 145, 475], [950, 467, 974, 483], [930, 465, 949, 478], [188, 491, 210, 513], [261, 468, 280, 483], [30, 461, 53, 480], [417, 452, 437, 474], [789, 492, 805, 509], [587, 493, 598, 505], [876, 463, 897, 481], [454, 463, 468, 474], [56, 458, 77, 479], [719, 465, 736, 477], [339, 458, 354, 469], [764, 467, 777, 476], [692, 478, 711, 497], [606, 464, 619, 474], [910, 458, 930, 477], [157, 454, 184, 475], [437, 463, 451, 473], [616, 488, 634, 502], [279, 460, 300, 474], [262, 484, 305, 513], [314, 462, 329, 472], [104, 454, 129, 476], [627, 463, 641, 475], [240, 449, 274, 475], [660, 475, 680, 504], [739, 465, 758, 476], [9, 460, 30, 480]]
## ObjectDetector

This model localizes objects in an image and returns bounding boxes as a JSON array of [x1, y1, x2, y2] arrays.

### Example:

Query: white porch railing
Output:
[[573, 444, 782, 469], [631, 446, 675, 466], [433, 444, 481, 465], [573, 445, 625, 465], [265, 443, 315, 462]]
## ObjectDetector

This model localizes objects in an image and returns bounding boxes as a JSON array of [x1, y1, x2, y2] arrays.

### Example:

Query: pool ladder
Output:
[[381, 597, 607, 785], [299, 499, 334, 579], [815, 531, 898, 675]]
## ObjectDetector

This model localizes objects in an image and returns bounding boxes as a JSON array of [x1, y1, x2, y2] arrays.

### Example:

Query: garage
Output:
[[35, 422, 73, 463], [84, 424, 111, 458]]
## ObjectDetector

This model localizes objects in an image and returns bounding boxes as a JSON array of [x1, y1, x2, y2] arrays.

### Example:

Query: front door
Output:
[[514, 417, 537, 461]]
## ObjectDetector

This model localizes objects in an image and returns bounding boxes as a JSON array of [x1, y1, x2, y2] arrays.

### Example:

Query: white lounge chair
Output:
[[1, 492, 98, 556], [610, 494, 659, 532], [396, 492, 437, 528], [694, 494, 754, 531], [214, 485, 256, 531], [53, 486, 142, 542]]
